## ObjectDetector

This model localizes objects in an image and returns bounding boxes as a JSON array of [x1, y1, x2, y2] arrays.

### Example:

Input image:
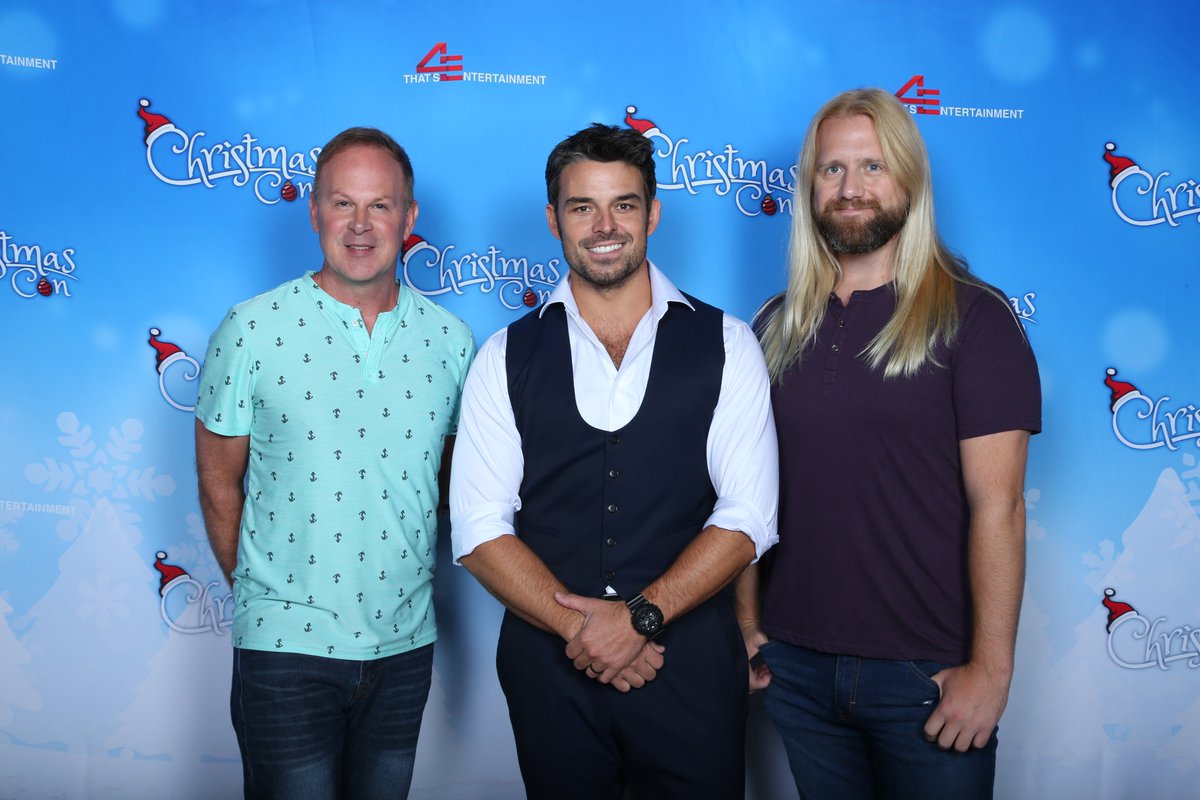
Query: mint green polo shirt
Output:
[[195, 273, 475, 659]]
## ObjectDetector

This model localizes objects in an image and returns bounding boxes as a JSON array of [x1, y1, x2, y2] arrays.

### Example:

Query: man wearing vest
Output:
[[449, 123, 778, 799]]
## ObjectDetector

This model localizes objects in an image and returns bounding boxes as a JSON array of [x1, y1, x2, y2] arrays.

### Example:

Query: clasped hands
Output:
[[555, 591, 665, 693]]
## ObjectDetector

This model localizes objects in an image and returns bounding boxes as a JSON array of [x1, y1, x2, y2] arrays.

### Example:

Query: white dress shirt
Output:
[[450, 262, 778, 564]]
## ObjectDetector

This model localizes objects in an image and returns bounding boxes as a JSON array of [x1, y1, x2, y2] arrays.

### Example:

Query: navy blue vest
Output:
[[505, 297, 725, 599]]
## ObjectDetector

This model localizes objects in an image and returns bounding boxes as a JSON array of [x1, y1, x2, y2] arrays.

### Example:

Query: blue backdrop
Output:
[[2, 1, 1199, 797]]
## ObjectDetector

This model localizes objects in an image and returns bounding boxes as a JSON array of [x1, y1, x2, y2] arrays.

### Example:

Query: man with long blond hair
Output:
[[736, 88, 1040, 798]]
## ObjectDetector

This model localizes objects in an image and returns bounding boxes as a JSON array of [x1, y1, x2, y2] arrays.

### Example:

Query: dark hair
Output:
[[313, 127, 414, 200], [545, 123, 656, 208]]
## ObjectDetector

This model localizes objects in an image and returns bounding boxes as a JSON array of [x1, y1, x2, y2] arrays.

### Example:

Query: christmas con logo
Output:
[[1102, 588, 1200, 670], [1008, 291, 1037, 325], [1104, 142, 1200, 227], [402, 233, 560, 309], [138, 98, 318, 205], [624, 105, 795, 218], [1105, 368, 1200, 451], [0, 230, 78, 298], [155, 550, 233, 635], [148, 328, 200, 412]]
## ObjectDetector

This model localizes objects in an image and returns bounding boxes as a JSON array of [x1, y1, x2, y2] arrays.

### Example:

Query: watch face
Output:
[[632, 603, 664, 635]]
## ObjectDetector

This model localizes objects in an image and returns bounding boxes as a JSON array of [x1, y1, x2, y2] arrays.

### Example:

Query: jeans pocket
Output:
[[904, 659, 950, 700]]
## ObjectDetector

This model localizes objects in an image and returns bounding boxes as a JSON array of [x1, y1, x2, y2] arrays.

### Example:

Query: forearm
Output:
[[199, 482, 244, 585], [194, 420, 250, 587], [642, 525, 756, 624], [733, 560, 763, 630], [967, 497, 1026, 680], [460, 535, 582, 640]]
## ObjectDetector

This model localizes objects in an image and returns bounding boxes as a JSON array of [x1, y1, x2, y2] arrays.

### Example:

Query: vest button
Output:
[[609, 434, 620, 445], [607, 504, 618, 513], [605, 537, 616, 547], [604, 571, 615, 581], [608, 469, 620, 479]]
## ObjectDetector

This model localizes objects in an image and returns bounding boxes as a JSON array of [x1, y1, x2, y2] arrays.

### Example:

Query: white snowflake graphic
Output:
[[77, 572, 132, 629], [22, 412, 177, 544]]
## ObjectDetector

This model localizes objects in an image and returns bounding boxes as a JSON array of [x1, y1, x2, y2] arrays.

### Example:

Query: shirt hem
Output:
[[233, 629, 437, 661]]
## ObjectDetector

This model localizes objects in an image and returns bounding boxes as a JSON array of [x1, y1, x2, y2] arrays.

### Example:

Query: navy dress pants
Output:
[[496, 595, 748, 800]]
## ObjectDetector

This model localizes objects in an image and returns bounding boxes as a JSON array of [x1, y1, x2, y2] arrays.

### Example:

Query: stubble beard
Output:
[[815, 199, 908, 255], [564, 234, 647, 292]]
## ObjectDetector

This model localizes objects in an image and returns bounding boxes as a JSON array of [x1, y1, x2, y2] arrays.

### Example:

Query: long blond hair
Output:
[[758, 88, 995, 383]]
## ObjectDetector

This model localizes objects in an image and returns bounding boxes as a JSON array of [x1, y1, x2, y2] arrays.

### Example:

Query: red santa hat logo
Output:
[[153, 551, 190, 595], [1103, 367, 1139, 410], [137, 99, 174, 144], [1101, 588, 1136, 632], [624, 105, 660, 137], [148, 328, 185, 374], [1103, 142, 1138, 187]]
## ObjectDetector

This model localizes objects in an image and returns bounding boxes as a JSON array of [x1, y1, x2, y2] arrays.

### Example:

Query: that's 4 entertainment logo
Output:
[[1105, 368, 1200, 451], [0, 229, 78, 298], [404, 41, 546, 86], [894, 74, 1025, 120], [1102, 588, 1200, 671], [138, 98, 318, 205], [624, 105, 795, 218], [154, 550, 232, 635], [402, 233, 561, 309], [1104, 142, 1200, 227]]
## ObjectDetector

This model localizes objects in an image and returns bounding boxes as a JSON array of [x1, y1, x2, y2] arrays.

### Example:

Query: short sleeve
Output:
[[194, 309, 255, 436], [447, 331, 478, 434], [951, 289, 1042, 440]]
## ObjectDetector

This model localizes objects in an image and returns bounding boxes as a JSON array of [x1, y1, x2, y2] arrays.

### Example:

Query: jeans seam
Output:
[[233, 648, 255, 795]]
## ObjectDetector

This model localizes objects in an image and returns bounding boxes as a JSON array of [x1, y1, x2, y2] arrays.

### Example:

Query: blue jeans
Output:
[[231, 645, 433, 800], [760, 640, 996, 800]]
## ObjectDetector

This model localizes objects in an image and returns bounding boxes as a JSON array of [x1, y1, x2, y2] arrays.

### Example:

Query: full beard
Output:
[[564, 235, 647, 291], [815, 200, 908, 255]]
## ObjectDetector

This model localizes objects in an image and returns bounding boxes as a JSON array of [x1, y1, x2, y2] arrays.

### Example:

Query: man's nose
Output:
[[351, 207, 372, 233], [839, 170, 865, 199], [592, 209, 616, 233]]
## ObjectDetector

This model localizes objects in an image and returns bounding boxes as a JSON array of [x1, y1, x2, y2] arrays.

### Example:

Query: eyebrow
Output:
[[563, 192, 643, 205]]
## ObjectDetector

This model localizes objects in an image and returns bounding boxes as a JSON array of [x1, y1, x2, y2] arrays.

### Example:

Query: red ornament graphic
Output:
[[37, 278, 53, 296], [522, 289, 538, 307], [761, 194, 778, 216], [281, 181, 298, 202]]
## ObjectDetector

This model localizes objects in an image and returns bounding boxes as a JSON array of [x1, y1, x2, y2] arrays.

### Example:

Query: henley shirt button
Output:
[[607, 504, 618, 513], [608, 469, 620, 479], [605, 537, 616, 547], [838, 319, 846, 328], [831, 344, 840, 352], [609, 434, 620, 445], [604, 571, 615, 581]]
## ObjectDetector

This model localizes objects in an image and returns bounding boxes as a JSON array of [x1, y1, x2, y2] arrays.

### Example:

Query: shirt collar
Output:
[[539, 261, 694, 320]]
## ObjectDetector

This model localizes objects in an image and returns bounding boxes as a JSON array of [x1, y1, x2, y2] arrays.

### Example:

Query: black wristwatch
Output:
[[626, 593, 664, 639]]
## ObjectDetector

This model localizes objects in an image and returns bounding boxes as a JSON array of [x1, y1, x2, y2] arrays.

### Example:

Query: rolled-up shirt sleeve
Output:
[[449, 328, 525, 563], [704, 315, 779, 561]]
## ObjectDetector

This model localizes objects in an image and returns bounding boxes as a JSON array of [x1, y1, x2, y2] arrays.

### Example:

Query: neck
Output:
[[833, 240, 896, 304], [571, 263, 652, 369], [313, 268, 399, 335]]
